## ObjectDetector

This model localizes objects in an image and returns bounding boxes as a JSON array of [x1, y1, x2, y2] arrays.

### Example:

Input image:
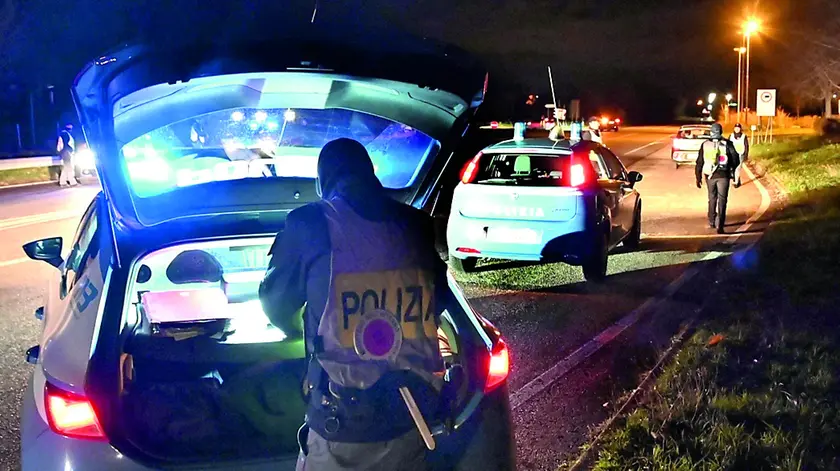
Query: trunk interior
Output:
[[112, 236, 469, 465], [116, 237, 308, 463]]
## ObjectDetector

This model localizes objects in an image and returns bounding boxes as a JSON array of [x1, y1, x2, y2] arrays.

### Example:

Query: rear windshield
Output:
[[679, 128, 711, 139], [122, 108, 438, 198], [474, 153, 572, 186]]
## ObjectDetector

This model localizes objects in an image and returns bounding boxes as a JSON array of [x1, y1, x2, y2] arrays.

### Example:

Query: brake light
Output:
[[460, 152, 482, 184], [485, 339, 510, 393], [45, 383, 105, 440], [570, 164, 586, 187], [456, 247, 481, 254], [600, 117, 609, 125], [615, 118, 621, 123]]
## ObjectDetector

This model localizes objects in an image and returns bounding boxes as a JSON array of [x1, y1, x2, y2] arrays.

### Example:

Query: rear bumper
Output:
[[447, 213, 597, 265], [671, 151, 699, 163]]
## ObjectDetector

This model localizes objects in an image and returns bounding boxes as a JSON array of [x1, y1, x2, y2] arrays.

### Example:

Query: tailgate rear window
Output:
[[474, 153, 573, 187]]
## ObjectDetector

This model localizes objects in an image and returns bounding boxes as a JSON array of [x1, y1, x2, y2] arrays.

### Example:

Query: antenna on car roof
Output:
[[311, 0, 319, 23]]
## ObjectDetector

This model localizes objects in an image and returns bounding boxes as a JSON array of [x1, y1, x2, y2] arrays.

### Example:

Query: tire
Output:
[[624, 202, 642, 250], [674, 162, 680, 169], [449, 257, 478, 273], [582, 232, 608, 282]]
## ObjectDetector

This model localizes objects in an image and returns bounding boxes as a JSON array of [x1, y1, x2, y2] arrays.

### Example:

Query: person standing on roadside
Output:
[[56, 123, 78, 187], [729, 123, 749, 188], [581, 116, 603, 144], [695, 123, 739, 234]]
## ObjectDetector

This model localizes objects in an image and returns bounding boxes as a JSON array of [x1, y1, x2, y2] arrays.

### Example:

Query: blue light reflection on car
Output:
[[122, 108, 438, 198]]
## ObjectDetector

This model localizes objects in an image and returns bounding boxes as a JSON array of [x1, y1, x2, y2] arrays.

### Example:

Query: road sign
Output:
[[756, 89, 777, 117]]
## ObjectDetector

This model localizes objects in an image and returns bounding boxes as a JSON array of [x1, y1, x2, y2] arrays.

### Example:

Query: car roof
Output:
[[483, 138, 576, 154], [679, 124, 712, 130]]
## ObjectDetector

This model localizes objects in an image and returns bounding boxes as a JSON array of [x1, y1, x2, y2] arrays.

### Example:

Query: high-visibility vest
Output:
[[730, 133, 746, 156], [701, 139, 731, 176], [314, 197, 442, 391]]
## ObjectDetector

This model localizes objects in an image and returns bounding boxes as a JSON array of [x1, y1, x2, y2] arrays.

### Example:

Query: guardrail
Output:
[[0, 155, 61, 172]]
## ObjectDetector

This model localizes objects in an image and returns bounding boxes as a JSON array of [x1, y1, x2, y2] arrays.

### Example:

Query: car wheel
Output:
[[582, 232, 608, 282], [450, 257, 478, 273], [624, 202, 642, 250], [674, 162, 680, 169]]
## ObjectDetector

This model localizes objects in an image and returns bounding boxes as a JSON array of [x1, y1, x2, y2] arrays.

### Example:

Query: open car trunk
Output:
[[111, 236, 471, 466]]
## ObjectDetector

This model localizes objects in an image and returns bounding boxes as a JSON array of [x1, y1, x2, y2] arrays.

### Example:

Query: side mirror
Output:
[[22, 237, 63, 268], [628, 171, 643, 184]]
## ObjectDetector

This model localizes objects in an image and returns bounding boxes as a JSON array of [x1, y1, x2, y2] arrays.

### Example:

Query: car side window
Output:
[[599, 148, 627, 181], [63, 199, 100, 296]]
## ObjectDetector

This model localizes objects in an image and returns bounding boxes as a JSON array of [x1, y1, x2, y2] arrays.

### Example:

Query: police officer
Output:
[[581, 116, 603, 144], [56, 123, 78, 187], [729, 123, 749, 188], [695, 123, 739, 234], [259, 138, 450, 471]]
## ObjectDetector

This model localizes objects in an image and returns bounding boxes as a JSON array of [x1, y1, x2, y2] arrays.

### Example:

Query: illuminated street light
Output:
[[231, 111, 244, 122], [742, 18, 762, 115], [725, 93, 733, 102], [254, 111, 268, 123], [284, 109, 297, 122], [697, 100, 704, 106], [744, 19, 761, 37], [708, 93, 717, 103]]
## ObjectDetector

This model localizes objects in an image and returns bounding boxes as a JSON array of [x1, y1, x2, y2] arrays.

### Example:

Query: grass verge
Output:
[[0, 167, 55, 186], [590, 138, 840, 470]]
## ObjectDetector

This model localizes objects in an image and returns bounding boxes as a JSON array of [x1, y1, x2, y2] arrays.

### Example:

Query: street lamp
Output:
[[725, 93, 733, 102], [279, 109, 297, 143], [742, 18, 761, 117], [697, 99, 704, 106], [708, 92, 717, 104], [734, 46, 747, 122]]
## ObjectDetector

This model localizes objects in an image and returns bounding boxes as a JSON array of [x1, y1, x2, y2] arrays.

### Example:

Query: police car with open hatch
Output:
[[19, 25, 514, 471], [447, 138, 643, 281]]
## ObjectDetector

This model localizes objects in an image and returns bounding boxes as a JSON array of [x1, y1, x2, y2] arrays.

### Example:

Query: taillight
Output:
[[456, 247, 481, 254], [615, 118, 621, 123], [485, 339, 510, 393], [460, 152, 482, 184], [45, 383, 105, 440], [570, 164, 586, 187]]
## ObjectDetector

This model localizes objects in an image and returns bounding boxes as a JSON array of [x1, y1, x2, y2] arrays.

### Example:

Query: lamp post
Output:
[[734, 46, 746, 123], [743, 19, 761, 123]]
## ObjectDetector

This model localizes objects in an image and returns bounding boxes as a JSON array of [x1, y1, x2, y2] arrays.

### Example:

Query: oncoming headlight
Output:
[[76, 149, 96, 170]]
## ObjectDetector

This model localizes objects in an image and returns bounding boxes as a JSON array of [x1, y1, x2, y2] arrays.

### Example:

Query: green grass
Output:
[[589, 139, 840, 471], [0, 167, 54, 186]]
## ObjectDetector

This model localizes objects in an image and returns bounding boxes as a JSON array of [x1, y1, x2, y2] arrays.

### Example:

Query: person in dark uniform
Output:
[[56, 123, 78, 187], [695, 123, 739, 234], [259, 138, 452, 471]]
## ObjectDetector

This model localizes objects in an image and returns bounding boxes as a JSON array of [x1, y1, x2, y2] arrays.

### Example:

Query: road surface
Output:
[[0, 127, 769, 470]]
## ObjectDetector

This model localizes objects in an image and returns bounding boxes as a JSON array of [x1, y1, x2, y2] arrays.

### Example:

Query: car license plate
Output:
[[486, 227, 540, 244]]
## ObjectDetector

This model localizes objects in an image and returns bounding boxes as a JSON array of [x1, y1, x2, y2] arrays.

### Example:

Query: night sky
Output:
[[0, 0, 828, 124]]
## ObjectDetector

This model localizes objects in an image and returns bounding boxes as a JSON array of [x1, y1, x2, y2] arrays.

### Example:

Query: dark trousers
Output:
[[706, 176, 730, 228]]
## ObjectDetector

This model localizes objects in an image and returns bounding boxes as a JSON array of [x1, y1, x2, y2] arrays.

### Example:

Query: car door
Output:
[[598, 147, 636, 237], [582, 145, 622, 244], [40, 193, 112, 387]]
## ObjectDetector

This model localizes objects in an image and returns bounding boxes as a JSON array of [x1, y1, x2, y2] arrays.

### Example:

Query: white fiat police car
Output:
[[447, 138, 643, 281], [20, 25, 515, 471]]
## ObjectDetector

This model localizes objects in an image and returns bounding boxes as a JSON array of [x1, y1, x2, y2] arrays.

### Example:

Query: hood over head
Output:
[[317, 138, 383, 199], [710, 123, 723, 139]]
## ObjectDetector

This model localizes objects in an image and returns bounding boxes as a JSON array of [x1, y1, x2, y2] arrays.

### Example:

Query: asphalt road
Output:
[[0, 127, 768, 470]]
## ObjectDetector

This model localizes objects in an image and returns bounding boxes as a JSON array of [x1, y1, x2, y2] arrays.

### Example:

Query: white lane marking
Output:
[[0, 257, 31, 268], [0, 180, 57, 190], [0, 210, 79, 231], [624, 139, 666, 155], [510, 161, 772, 410]]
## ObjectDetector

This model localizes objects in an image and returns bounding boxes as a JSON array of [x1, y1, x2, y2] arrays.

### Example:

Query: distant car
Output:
[[447, 138, 643, 282], [599, 116, 620, 132], [20, 29, 515, 471], [671, 124, 712, 169]]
